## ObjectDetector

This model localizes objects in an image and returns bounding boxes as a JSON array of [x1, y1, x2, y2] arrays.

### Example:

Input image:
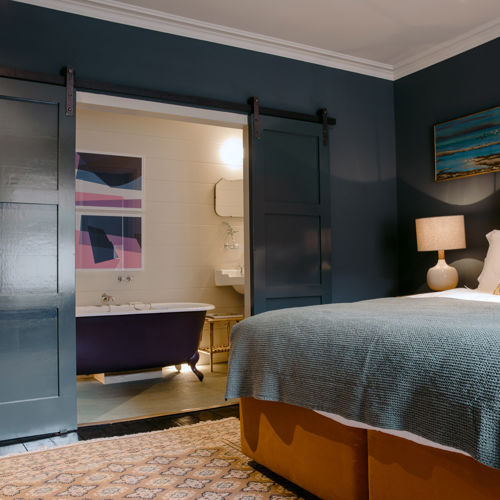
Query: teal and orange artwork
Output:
[[76, 152, 142, 209], [434, 105, 500, 181]]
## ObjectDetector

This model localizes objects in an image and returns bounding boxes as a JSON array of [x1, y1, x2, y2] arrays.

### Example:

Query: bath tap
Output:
[[117, 275, 133, 282], [100, 293, 115, 305]]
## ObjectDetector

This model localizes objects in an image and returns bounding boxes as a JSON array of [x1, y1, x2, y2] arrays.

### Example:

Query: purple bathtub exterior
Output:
[[76, 310, 207, 381]]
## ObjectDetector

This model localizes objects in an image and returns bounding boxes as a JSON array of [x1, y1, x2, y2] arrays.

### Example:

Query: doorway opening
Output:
[[75, 92, 250, 425]]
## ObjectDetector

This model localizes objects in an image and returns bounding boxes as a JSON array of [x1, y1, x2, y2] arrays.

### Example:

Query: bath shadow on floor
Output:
[[77, 363, 235, 424]]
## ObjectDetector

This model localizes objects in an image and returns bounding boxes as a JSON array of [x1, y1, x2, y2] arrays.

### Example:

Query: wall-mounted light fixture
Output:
[[219, 137, 243, 169]]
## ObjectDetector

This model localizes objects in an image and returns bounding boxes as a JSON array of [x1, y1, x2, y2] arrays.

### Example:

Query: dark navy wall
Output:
[[0, 0, 398, 302], [395, 38, 500, 294]]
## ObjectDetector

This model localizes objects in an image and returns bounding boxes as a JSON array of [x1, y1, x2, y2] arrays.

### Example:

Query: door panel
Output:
[[265, 214, 321, 286], [250, 115, 331, 314], [0, 77, 76, 441], [0, 309, 59, 403], [0, 203, 58, 294], [0, 98, 58, 190], [263, 130, 320, 204]]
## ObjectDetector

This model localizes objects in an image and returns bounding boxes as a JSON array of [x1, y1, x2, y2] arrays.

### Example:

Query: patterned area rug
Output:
[[0, 418, 299, 499]]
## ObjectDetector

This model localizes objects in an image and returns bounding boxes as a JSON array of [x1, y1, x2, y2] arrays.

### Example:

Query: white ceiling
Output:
[[15, 0, 500, 79]]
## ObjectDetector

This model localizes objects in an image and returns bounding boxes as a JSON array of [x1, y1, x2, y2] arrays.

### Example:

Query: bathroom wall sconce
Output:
[[219, 137, 243, 169], [415, 215, 466, 291]]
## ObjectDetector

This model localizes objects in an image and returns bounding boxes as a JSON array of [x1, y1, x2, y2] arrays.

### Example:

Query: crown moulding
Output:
[[12, 0, 500, 81], [393, 16, 500, 80]]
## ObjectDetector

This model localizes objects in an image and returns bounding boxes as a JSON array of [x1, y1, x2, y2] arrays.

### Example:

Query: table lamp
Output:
[[415, 215, 466, 291]]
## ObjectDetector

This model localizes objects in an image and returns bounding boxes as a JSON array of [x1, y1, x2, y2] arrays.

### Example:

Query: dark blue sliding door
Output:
[[0, 78, 76, 440], [250, 115, 331, 314]]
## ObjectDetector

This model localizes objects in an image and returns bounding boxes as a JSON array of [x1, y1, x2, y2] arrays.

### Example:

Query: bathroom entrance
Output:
[[75, 92, 248, 424], [0, 71, 331, 443]]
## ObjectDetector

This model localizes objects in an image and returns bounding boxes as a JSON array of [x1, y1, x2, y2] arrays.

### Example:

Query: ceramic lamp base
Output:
[[427, 258, 458, 291]]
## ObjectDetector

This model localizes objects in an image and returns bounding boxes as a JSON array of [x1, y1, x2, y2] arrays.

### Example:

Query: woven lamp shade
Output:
[[415, 215, 466, 252]]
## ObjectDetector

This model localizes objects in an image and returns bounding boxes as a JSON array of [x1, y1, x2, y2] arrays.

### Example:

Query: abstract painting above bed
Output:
[[434, 105, 500, 181]]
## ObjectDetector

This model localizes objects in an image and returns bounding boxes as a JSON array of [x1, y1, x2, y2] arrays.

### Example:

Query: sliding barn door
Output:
[[250, 115, 331, 314], [0, 77, 76, 440]]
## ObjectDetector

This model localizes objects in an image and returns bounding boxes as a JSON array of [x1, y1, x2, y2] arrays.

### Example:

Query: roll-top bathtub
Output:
[[76, 302, 214, 381]]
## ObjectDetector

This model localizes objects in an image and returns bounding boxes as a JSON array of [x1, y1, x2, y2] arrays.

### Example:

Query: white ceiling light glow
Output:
[[219, 137, 243, 169]]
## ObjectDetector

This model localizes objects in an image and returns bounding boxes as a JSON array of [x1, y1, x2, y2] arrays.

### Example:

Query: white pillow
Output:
[[477, 230, 500, 293]]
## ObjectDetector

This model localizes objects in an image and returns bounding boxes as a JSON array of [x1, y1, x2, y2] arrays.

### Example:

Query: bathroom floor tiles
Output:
[[77, 362, 234, 424]]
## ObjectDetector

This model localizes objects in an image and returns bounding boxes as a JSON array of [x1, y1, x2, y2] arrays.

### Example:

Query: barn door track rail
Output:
[[0, 65, 336, 137]]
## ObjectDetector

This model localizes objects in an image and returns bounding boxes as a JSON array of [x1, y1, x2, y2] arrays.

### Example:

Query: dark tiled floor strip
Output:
[[0, 405, 240, 456], [0, 403, 319, 498]]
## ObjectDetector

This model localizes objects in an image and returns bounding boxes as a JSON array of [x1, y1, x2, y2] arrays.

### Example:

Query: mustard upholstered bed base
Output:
[[240, 397, 368, 500], [240, 397, 500, 500]]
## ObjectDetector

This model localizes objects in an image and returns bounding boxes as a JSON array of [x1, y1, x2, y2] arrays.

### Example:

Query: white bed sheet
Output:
[[316, 288, 499, 456], [411, 287, 500, 303]]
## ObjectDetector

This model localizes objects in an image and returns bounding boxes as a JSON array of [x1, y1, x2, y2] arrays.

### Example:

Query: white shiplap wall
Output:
[[76, 107, 245, 358]]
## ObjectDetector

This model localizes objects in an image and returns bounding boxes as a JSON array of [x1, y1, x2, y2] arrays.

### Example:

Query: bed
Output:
[[226, 288, 500, 499]]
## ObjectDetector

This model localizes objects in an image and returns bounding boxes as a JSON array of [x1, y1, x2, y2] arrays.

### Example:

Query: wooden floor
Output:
[[0, 404, 239, 457]]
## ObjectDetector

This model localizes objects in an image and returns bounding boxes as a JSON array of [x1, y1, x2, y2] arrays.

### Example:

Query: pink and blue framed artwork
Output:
[[76, 152, 142, 209], [76, 214, 142, 270], [434, 105, 500, 181]]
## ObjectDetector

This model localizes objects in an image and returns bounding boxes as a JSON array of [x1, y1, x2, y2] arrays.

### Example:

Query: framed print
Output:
[[76, 213, 143, 270], [434, 105, 500, 181], [76, 152, 143, 209]]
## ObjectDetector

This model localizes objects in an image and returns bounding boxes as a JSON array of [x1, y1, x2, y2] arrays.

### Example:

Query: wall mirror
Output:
[[215, 178, 243, 217]]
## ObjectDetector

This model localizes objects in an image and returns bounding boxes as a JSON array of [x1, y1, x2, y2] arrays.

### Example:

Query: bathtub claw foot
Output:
[[188, 352, 204, 382], [191, 364, 204, 382]]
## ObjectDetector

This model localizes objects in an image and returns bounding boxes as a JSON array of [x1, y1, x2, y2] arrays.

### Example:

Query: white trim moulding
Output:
[[76, 91, 248, 126], [13, 0, 500, 81], [393, 17, 500, 80], [12, 0, 393, 80]]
